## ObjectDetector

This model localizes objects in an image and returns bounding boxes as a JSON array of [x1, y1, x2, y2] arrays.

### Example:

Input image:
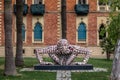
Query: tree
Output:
[[100, 15, 119, 60], [111, 40, 120, 80], [110, 0, 120, 79], [15, 0, 24, 66], [100, 0, 120, 60], [102, 0, 120, 80], [99, 1, 120, 80], [4, 0, 17, 76]]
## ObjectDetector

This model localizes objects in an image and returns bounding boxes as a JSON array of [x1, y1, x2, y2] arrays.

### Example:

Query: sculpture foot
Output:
[[40, 62, 54, 65], [71, 62, 86, 65]]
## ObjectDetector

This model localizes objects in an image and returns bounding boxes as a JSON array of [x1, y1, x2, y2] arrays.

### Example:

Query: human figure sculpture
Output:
[[35, 39, 92, 65]]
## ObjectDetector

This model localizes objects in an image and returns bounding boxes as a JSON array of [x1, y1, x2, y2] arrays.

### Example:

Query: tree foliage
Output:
[[100, 0, 120, 60], [99, 1, 120, 80]]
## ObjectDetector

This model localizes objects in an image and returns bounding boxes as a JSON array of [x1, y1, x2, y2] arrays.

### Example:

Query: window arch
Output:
[[34, 22, 42, 41], [22, 24, 25, 41], [99, 24, 106, 40], [78, 22, 86, 41]]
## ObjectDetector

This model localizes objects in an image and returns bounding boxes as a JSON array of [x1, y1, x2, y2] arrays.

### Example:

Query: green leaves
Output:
[[100, 0, 120, 58]]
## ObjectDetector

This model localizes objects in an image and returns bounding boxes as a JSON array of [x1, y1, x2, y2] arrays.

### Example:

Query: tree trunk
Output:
[[61, 0, 66, 39], [15, 0, 24, 67], [106, 52, 111, 60], [4, 0, 17, 76], [111, 40, 120, 80]]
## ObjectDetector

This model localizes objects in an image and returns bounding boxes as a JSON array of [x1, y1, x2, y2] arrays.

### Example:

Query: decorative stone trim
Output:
[[57, 13, 61, 40], [57, 0, 61, 11], [56, 0, 61, 40]]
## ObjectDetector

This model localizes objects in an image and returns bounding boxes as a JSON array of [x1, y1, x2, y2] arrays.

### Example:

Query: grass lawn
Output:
[[0, 57, 113, 80]]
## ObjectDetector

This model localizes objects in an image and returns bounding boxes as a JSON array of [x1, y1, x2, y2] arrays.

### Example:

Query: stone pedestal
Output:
[[34, 64, 93, 80], [34, 64, 93, 70], [56, 70, 71, 80]]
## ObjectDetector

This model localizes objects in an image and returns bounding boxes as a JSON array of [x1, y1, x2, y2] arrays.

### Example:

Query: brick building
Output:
[[0, 0, 111, 57]]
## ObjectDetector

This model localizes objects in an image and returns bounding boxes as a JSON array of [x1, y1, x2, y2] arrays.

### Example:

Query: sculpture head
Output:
[[57, 39, 69, 53]]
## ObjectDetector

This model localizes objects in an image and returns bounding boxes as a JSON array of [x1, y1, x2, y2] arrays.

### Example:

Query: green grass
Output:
[[0, 57, 113, 80]]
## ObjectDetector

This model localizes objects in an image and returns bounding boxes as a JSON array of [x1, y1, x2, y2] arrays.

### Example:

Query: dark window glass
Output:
[[34, 22, 42, 41], [79, 0, 86, 4], [22, 24, 25, 41], [78, 22, 86, 41], [99, 24, 106, 39]]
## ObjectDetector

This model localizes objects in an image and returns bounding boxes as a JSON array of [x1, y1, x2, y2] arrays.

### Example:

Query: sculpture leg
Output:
[[66, 53, 78, 65], [49, 53, 61, 65], [82, 53, 90, 64], [35, 51, 54, 65], [35, 51, 43, 64], [72, 52, 91, 65]]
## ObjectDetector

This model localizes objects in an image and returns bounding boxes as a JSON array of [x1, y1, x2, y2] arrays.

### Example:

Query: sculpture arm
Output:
[[35, 46, 57, 65], [35, 45, 57, 54], [72, 45, 92, 64]]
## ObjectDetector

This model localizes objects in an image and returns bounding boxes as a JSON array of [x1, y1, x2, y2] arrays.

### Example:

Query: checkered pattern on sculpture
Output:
[[35, 39, 92, 65]]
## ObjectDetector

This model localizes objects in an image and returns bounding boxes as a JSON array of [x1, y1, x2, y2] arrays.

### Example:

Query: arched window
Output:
[[34, 22, 42, 41], [22, 24, 25, 41], [99, 24, 106, 39], [78, 22, 86, 41]]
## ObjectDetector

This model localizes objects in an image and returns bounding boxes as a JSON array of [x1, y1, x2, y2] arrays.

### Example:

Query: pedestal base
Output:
[[34, 64, 93, 70]]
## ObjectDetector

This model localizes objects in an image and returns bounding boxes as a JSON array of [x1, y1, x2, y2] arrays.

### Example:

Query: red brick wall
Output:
[[67, 13, 76, 44], [44, 0, 59, 45], [1, 0, 4, 46], [26, 0, 32, 46], [89, 0, 97, 12], [45, 0, 58, 11], [66, 0, 76, 44], [1, 13, 4, 46], [88, 13, 97, 46], [44, 14, 58, 45], [26, 14, 32, 46], [66, 0, 76, 11], [1, 0, 110, 47]]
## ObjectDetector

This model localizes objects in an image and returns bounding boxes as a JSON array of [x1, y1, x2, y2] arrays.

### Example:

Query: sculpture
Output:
[[35, 39, 92, 65]]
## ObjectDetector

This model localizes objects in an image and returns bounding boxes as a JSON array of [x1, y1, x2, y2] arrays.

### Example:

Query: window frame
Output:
[[77, 22, 87, 42], [33, 22, 43, 42], [99, 24, 106, 40]]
